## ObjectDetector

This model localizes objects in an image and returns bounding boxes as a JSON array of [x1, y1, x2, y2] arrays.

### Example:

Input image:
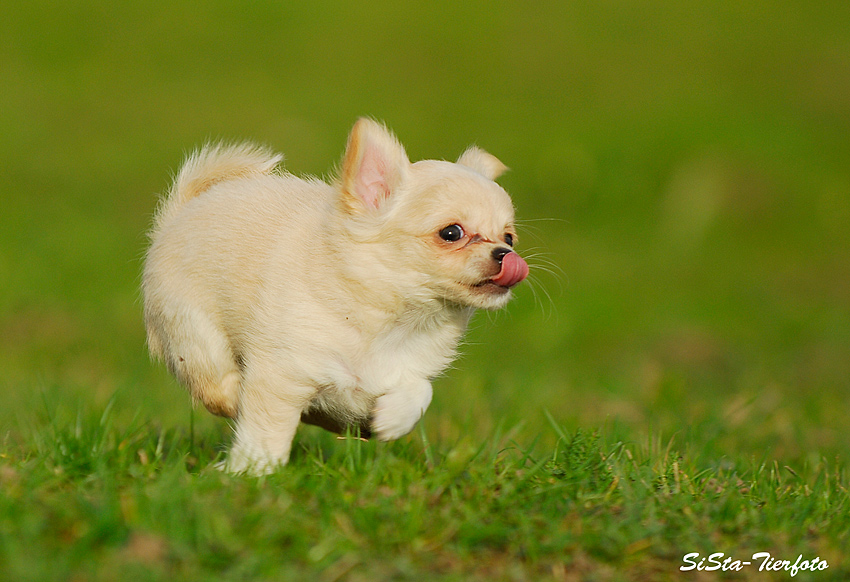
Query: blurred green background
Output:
[[1, 0, 848, 462]]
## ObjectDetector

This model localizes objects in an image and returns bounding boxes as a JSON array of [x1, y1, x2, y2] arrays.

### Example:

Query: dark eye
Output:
[[504, 233, 514, 247], [439, 224, 464, 242]]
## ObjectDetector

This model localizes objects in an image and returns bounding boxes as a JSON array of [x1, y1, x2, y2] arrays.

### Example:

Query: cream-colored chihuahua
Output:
[[143, 119, 528, 474]]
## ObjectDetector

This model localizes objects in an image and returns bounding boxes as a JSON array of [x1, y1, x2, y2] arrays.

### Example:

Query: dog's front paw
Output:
[[223, 445, 283, 476], [372, 382, 433, 441]]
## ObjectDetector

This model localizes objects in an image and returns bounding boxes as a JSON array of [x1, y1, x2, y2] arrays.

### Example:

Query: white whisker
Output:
[[511, 218, 566, 321]]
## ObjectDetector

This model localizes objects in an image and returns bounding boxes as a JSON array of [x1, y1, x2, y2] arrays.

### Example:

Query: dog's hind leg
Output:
[[150, 303, 242, 419]]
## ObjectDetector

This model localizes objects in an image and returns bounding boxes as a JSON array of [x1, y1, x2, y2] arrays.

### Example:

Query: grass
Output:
[[0, 400, 850, 581], [2, 0, 850, 579], [2, 401, 847, 581]]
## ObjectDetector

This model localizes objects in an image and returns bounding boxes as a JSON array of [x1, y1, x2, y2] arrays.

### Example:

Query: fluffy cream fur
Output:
[[143, 119, 526, 474]]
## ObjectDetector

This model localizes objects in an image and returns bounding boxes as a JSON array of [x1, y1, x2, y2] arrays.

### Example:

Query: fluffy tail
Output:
[[151, 142, 283, 235]]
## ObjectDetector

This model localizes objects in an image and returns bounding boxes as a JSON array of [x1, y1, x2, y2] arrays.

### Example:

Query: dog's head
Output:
[[337, 118, 528, 311]]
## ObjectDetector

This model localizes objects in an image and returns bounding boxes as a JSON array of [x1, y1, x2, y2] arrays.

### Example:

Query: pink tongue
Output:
[[492, 252, 529, 288]]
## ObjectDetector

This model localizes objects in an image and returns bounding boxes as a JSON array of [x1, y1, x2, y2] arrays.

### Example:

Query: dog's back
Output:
[[150, 143, 282, 238]]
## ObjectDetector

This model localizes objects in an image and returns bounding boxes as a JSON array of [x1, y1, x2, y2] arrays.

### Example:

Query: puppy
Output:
[[143, 119, 528, 474]]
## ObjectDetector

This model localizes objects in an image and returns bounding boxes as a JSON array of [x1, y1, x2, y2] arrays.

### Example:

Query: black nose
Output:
[[492, 247, 512, 263]]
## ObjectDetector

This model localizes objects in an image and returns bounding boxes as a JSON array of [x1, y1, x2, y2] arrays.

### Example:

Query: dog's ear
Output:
[[457, 146, 508, 181], [340, 118, 410, 211]]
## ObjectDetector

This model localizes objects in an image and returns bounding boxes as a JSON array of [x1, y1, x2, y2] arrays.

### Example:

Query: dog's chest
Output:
[[314, 318, 460, 403], [330, 324, 456, 389]]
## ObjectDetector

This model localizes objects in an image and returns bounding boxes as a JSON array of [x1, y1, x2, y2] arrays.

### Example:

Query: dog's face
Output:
[[394, 161, 527, 310], [338, 119, 528, 311]]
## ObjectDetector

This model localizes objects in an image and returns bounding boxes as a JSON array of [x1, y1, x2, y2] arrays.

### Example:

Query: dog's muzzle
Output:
[[490, 248, 529, 288]]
